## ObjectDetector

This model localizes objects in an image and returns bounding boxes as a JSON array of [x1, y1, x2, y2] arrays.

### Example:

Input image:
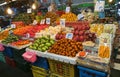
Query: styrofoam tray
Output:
[[46, 52, 77, 65], [9, 42, 32, 50], [26, 48, 47, 57]]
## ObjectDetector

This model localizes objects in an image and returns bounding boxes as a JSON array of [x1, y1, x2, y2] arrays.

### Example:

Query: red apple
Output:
[[79, 31, 84, 35], [79, 36, 84, 42]]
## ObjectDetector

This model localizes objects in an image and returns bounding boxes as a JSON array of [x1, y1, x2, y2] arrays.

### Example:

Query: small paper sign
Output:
[[26, 33, 30, 38], [33, 20, 38, 25], [27, 8, 32, 13], [104, 43, 107, 46], [0, 27, 1, 31], [66, 7, 70, 13], [77, 14, 84, 20], [66, 33, 73, 39], [11, 24, 16, 28], [9, 30, 13, 34], [48, 6, 52, 12], [46, 18, 50, 24], [40, 19, 45, 24], [60, 19, 65, 27], [94, 1, 105, 12]]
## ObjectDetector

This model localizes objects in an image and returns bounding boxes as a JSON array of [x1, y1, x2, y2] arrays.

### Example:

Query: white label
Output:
[[48, 6, 52, 12], [66, 33, 73, 39], [66, 7, 70, 13], [27, 8, 32, 13], [104, 43, 107, 46], [0, 27, 1, 31], [26, 33, 30, 38], [40, 19, 45, 24], [9, 30, 13, 34], [46, 18, 50, 24], [94, 1, 105, 12], [33, 20, 38, 25], [11, 24, 16, 28], [60, 19, 65, 27], [77, 14, 84, 20]]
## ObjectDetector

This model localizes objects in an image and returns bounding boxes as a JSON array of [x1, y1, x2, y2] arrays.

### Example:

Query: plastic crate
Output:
[[32, 65, 49, 77], [77, 66, 107, 77], [5, 56, 16, 68], [48, 59, 77, 77], [50, 73, 63, 77], [3, 47, 13, 58], [13, 48, 26, 60], [0, 52, 6, 63], [15, 58, 31, 72], [32, 57, 49, 70]]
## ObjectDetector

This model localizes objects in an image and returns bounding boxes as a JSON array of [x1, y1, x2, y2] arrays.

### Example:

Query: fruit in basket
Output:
[[55, 32, 66, 40], [29, 36, 55, 52], [2, 35, 19, 44], [78, 51, 86, 57], [60, 12, 77, 22], [48, 39, 83, 57]]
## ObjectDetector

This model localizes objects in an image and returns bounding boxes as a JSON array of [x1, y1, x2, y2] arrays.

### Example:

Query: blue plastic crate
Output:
[[3, 47, 13, 58], [0, 52, 6, 63], [32, 57, 49, 70], [77, 66, 107, 77]]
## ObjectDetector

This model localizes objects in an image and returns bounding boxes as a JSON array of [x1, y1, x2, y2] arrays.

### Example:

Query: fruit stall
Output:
[[0, 0, 119, 77]]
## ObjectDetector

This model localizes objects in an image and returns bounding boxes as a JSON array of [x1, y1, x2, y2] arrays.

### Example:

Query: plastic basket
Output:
[[32, 65, 49, 77], [3, 47, 13, 58], [32, 57, 49, 70], [48, 59, 76, 77], [5, 56, 16, 68], [77, 66, 107, 77], [15, 58, 31, 72], [50, 73, 63, 77], [0, 52, 5, 63]]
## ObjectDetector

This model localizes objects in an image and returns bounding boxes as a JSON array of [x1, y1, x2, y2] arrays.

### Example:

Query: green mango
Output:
[[42, 47, 46, 52], [45, 43, 51, 47]]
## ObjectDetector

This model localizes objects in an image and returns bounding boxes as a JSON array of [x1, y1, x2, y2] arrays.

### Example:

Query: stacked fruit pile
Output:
[[0, 30, 9, 40], [48, 39, 83, 57], [2, 35, 19, 44], [29, 36, 55, 52]]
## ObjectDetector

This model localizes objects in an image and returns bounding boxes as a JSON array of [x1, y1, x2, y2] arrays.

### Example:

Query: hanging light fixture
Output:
[[108, 0, 114, 3], [6, 7, 13, 15], [32, 3, 37, 10]]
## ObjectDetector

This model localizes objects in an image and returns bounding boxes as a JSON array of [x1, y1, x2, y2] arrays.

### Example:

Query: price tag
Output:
[[66, 7, 70, 13], [40, 19, 45, 24], [46, 18, 50, 24], [94, 1, 105, 12], [9, 30, 13, 34], [11, 24, 16, 28], [77, 14, 84, 20], [48, 6, 52, 12], [26, 33, 30, 38], [0, 27, 1, 31], [33, 20, 38, 25], [27, 8, 32, 13], [60, 19, 65, 27], [66, 33, 73, 39], [104, 43, 107, 46]]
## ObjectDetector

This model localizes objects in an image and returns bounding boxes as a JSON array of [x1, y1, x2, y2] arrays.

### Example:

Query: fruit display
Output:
[[98, 45, 110, 58], [99, 33, 111, 44], [78, 51, 87, 57], [36, 15, 44, 22], [55, 32, 66, 40], [60, 12, 77, 22], [35, 26, 71, 39], [90, 24, 104, 36], [45, 12, 58, 24], [13, 25, 48, 37], [11, 40, 30, 47], [29, 36, 55, 52], [48, 39, 83, 57], [0, 30, 9, 40], [13, 13, 35, 24], [12, 21, 25, 28], [2, 35, 19, 44], [104, 24, 116, 34]]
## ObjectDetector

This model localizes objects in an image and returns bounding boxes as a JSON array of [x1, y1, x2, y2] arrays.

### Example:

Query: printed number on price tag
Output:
[[40, 19, 45, 24], [66, 33, 73, 39], [46, 18, 50, 24], [60, 19, 65, 27]]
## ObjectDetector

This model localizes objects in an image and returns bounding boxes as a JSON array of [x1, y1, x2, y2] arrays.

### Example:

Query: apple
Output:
[[79, 31, 84, 35]]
